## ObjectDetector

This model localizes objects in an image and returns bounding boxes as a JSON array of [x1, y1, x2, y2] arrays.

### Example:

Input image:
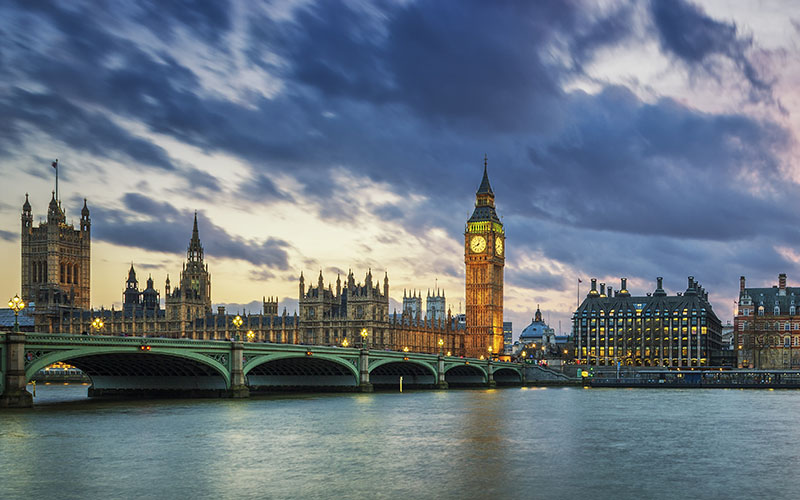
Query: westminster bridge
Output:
[[0, 332, 524, 407]]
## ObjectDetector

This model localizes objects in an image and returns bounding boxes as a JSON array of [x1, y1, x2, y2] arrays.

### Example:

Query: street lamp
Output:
[[360, 327, 369, 350], [232, 315, 243, 341], [487, 345, 493, 360], [438, 338, 444, 356], [342, 338, 349, 348], [91, 317, 104, 334], [8, 294, 25, 332], [403, 346, 409, 353], [247, 330, 255, 342]]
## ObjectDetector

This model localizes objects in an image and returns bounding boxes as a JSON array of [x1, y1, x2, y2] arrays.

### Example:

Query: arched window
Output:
[[775, 305, 781, 315]]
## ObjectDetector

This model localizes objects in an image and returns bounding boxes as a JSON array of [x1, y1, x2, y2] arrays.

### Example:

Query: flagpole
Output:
[[53, 159, 59, 201], [577, 278, 580, 309]]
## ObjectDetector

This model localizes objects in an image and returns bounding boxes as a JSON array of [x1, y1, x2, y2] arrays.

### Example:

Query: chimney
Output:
[[607, 286, 613, 297], [618, 278, 630, 297], [779, 273, 787, 289], [653, 276, 666, 297], [589, 278, 598, 296], [688, 276, 695, 289], [599, 283, 606, 297], [740, 276, 746, 293]]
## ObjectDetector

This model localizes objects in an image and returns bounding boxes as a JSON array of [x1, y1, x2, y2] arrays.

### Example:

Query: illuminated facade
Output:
[[464, 158, 505, 358], [299, 270, 464, 355], [573, 277, 723, 367], [736, 274, 800, 369]]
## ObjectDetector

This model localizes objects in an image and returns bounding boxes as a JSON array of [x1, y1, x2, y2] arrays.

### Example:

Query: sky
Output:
[[2, 0, 800, 338]]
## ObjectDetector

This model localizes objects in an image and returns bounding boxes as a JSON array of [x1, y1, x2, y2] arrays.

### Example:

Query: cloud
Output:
[[0, 229, 17, 242], [649, 0, 778, 107], [92, 193, 291, 269], [0, 90, 177, 171]]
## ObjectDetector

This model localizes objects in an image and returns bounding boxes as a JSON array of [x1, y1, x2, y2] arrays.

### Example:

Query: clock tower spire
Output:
[[464, 156, 505, 358]]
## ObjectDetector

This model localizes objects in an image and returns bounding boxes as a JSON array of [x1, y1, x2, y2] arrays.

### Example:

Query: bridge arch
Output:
[[444, 363, 487, 386], [244, 353, 359, 390], [493, 367, 523, 385], [369, 359, 436, 388], [24, 347, 231, 393]]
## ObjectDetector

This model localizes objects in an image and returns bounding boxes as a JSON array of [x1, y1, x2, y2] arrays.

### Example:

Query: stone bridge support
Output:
[[1, 333, 33, 408], [359, 349, 373, 392], [437, 356, 448, 390], [487, 360, 496, 388], [228, 341, 249, 398]]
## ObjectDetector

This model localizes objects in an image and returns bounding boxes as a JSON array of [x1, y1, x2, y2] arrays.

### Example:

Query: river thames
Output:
[[1, 385, 799, 499]]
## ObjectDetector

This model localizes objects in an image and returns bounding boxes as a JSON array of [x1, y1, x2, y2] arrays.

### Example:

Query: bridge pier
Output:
[[486, 360, 496, 389], [228, 341, 250, 398], [436, 356, 448, 390], [359, 349, 373, 392], [1, 333, 33, 408]]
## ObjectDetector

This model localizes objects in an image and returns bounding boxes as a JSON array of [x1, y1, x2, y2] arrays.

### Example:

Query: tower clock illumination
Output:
[[464, 156, 505, 358], [470, 235, 487, 253]]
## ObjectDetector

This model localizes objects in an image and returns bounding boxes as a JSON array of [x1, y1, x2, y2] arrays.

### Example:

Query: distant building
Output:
[[503, 321, 513, 354], [519, 306, 555, 346], [573, 277, 724, 367], [123, 265, 160, 315], [735, 274, 800, 369]]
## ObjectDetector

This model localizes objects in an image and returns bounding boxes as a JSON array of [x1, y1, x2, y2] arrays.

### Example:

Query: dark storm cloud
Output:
[[0, 229, 17, 242], [508, 268, 566, 291], [1, 0, 797, 323], [0, 90, 176, 171], [650, 0, 777, 106], [129, 0, 232, 44], [93, 193, 291, 270], [513, 86, 795, 242]]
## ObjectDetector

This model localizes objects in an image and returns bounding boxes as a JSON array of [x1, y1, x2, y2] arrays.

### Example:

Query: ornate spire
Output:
[[534, 304, 542, 323], [187, 212, 203, 262], [81, 198, 90, 217], [476, 155, 493, 195], [23, 193, 31, 212]]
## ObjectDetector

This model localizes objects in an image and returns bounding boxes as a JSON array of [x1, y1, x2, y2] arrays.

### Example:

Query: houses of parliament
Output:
[[18, 162, 504, 358]]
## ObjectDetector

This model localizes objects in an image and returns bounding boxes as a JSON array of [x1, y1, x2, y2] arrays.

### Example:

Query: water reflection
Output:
[[2, 385, 800, 499]]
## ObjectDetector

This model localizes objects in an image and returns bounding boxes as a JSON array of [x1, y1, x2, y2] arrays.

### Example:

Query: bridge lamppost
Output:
[[8, 294, 25, 332], [342, 338, 349, 348], [487, 345, 493, 361], [232, 315, 243, 341], [247, 330, 255, 342], [91, 317, 104, 335], [360, 327, 369, 350], [438, 338, 444, 357]]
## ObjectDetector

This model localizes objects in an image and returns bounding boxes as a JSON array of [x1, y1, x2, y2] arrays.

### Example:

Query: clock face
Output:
[[470, 235, 487, 253], [495, 237, 504, 256]]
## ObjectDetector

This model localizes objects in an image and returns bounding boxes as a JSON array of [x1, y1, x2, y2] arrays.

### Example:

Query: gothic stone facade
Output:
[[298, 270, 464, 356], [735, 274, 800, 369], [574, 277, 724, 367], [21, 193, 91, 319]]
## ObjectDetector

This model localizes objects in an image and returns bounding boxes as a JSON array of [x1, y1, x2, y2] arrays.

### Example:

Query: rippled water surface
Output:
[[2, 384, 800, 499]]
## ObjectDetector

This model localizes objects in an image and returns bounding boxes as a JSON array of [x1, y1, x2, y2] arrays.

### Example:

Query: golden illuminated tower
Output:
[[464, 157, 504, 358]]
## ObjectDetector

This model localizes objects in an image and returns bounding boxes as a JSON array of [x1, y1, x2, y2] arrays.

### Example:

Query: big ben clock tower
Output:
[[465, 156, 504, 358]]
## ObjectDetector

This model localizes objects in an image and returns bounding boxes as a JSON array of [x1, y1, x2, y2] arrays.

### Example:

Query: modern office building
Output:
[[573, 277, 723, 366]]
